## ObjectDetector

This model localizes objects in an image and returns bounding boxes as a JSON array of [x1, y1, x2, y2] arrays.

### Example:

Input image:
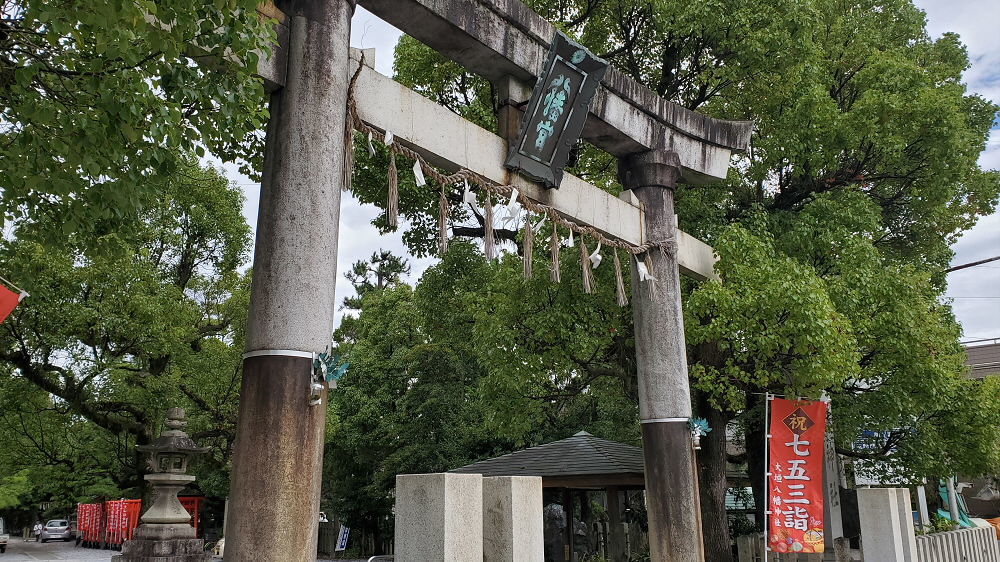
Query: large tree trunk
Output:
[[696, 388, 734, 562], [372, 519, 386, 555]]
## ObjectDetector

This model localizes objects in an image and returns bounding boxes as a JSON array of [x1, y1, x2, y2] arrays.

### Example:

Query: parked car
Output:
[[0, 516, 8, 553], [40, 519, 72, 542]]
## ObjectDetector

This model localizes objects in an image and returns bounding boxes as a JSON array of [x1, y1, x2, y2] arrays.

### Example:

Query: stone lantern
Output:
[[114, 408, 210, 562]]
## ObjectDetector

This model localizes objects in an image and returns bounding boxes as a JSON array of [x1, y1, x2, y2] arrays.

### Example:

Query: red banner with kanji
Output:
[[767, 397, 828, 554], [0, 284, 21, 324]]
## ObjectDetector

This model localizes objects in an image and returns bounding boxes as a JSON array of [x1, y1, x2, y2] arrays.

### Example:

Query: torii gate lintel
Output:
[[363, 0, 750, 184], [257, 0, 752, 182], [345, 51, 719, 282]]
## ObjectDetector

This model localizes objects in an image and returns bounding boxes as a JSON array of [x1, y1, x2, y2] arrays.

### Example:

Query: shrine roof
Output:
[[450, 431, 646, 489]]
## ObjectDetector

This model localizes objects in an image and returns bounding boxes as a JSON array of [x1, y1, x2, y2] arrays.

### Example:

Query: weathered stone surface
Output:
[[118, 408, 208, 562], [395, 473, 483, 562], [256, 2, 289, 91], [139, 474, 195, 525], [349, 57, 640, 244], [483, 476, 544, 562], [132, 523, 195, 541], [626, 151, 705, 562], [355, 0, 752, 183], [243, 0, 351, 354], [857, 488, 918, 562], [112, 536, 210, 562], [262, 0, 751, 181], [624, 151, 692, 421], [225, 0, 354, 559]]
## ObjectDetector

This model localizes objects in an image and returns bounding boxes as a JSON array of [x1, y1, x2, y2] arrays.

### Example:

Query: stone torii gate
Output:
[[224, 2, 751, 561]]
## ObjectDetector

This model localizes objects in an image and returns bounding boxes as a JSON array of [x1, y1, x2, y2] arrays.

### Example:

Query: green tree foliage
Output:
[[341, 250, 411, 312], [685, 192, 1000, 528], [327, 255, 485, 544], [0, 470, 31, 510], [0, 0, 272, 235], [0, 163, 250, 506], [326, 242, 641, 545], [0, 377, 124, 515], [681, 0, 1000, 268]]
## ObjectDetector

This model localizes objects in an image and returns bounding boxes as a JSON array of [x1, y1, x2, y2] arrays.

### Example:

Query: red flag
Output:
[[767, 397, 828, 554], [0, 284, 22, 324]]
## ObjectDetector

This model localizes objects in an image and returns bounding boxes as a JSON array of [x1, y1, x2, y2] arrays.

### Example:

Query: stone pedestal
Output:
[[857, 487, 918, 562], [395, 473, 483, 562], [112, 517, 209, 561], [483, 476, 543, 562], [113, 534, 209, 562], [112, 522, 208, 561], [142, 474, 196, 524]]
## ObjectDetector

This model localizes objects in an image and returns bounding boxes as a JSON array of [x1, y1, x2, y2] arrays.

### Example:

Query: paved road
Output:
[[0, 539, 372, 561], [0, 540, 112, 560]]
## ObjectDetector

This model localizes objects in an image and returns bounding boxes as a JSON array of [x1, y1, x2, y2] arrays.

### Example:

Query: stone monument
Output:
[[114, 408, 210, 562]]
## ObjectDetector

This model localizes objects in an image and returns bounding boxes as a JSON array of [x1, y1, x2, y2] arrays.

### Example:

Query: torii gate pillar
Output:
[[224, 1, 353, 560], [622, 150, 706, 562]]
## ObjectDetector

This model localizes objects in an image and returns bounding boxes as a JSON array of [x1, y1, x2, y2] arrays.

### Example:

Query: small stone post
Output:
[[114, 408, 210, 562], [916, 483, 931, 531], [857, 487, 918, 562], [482, 476, 544, 562], [394, 473, 483, 562]]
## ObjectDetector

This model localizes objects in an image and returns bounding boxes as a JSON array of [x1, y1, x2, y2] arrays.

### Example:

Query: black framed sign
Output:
[[504, 31, 609, 189]]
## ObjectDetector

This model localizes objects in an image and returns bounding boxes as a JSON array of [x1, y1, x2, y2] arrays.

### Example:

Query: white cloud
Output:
[[981, 129, 1000, 170], [916, 0, 1000, 101]]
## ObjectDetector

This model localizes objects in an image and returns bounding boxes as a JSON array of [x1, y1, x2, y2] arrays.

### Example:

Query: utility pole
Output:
[[224, 1, 353, 560], [621, 150, 705, 562]]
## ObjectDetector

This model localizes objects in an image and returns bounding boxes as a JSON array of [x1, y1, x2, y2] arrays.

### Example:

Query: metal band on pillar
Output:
[[641, 417, 690, 424], [242, 349, 315, 361]]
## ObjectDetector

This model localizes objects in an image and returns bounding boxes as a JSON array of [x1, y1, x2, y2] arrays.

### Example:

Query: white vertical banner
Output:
[[335, 525, 350, 552], [764, 394, 772, 562], [823, 406, 849, 560]]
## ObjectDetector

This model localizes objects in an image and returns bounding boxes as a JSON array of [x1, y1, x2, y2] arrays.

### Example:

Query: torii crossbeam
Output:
[[225, 2, 751, 561]]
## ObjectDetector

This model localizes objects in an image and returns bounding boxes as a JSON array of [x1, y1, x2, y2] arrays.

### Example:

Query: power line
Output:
[[947, 255, 1000, 273], [962, 337, 1000, 345]]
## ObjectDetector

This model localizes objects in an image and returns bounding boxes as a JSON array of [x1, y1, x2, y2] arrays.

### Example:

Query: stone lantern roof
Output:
[[137, 408, 210, 456]]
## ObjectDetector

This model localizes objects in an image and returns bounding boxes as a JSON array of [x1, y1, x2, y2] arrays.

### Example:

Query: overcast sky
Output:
[[914, 0, 1000, 343], [223, 2, 999, 339]]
